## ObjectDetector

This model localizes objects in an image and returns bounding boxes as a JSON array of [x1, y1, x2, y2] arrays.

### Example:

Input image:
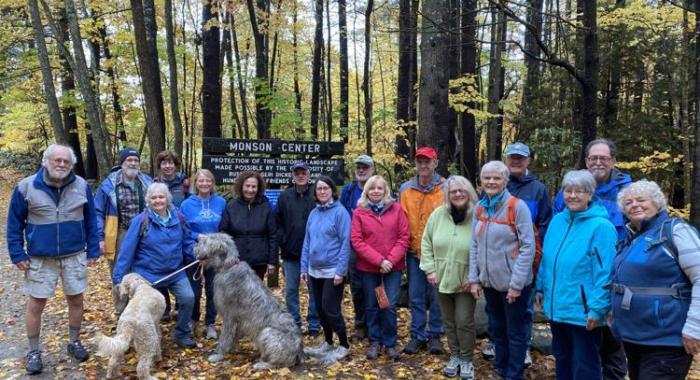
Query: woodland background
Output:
[[1, 0, 699, 222]]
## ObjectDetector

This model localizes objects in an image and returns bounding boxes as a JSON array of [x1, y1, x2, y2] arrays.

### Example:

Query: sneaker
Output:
[[443, 354, 460, 377], [403, 338, 427, 354], [385, 346, 400, 361], [206, 325, 218, 340], [366, 342, 381, 360], [429, 336, 445, 355], [332, 345, 350, 361], [304, 341, 332, 356], [25, 350, 43, 375], [459, 359, 475, 380], [524, 350, 532, 368], [67, 340, 90, 362], [481, 342, 495, 360], [175, 336, 196, 349]]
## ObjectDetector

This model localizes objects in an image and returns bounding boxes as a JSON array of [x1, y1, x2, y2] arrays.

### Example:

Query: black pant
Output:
[[310, 276, 349, 348], [188, 266, 217, 325], [599, 326, 628, 380], [348, 250, 365, 329], [623, 342, 692, 380]]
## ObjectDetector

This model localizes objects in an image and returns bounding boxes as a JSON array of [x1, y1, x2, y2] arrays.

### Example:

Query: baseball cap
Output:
[[415, 147, 438, 160], [290, 160, 310, 172], [505, 142, 530, 157], [354, 154, 374, 167]]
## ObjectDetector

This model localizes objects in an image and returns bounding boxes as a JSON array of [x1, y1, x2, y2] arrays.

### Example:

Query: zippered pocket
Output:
[[580, 285, 589, 315]]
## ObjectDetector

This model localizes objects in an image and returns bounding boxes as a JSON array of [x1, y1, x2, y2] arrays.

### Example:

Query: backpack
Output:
[[660, 217, 700, 263], [139, 209, 186, 238], [475, 196, 543, 280]]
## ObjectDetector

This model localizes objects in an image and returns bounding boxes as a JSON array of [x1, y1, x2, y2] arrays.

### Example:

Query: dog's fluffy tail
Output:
[[97, 331, 132, 357]]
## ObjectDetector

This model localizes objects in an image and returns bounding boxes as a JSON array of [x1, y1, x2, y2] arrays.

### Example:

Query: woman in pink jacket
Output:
[[351, 175, 410, 361]]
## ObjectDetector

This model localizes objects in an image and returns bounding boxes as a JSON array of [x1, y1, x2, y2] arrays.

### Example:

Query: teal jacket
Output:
[[535, 202, 617, 326]]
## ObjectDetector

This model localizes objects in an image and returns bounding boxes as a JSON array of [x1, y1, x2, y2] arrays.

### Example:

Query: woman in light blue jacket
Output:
[[535, 170, 617, 380]]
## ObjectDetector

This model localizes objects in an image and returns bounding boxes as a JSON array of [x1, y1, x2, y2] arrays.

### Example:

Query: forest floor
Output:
[[0, 167, 698, 379]]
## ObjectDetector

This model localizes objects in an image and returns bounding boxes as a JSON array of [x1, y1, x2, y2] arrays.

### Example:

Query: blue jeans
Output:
[[484, 286, 532, 380], [360, 270, 401, 348], [551, 321, 603, 380], [161, 277, 194, 340], [282, 259, 320, 332], [407, 253, 443, 340]]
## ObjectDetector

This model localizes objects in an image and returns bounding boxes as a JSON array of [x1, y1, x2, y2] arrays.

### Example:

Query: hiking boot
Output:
[[524, 350, 532, 368], [25, 350, 43, 375], [403, 338, 427, 354], [481, 342, 495, 360], [459, 359, 475, 380], [304, 341, 332, 356], [175, 336, 196, 349], [366, 342, 381, 360], [429, 336, 445, 355], [206, 324, 218, 340], [386, 346, 400, 361], [67, 340, 90, 362], [443, 354, 460, 377]]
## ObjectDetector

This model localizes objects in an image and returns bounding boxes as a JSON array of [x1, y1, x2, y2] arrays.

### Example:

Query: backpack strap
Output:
[[139, 209, 186, 239], [661, 218, 681, 262]]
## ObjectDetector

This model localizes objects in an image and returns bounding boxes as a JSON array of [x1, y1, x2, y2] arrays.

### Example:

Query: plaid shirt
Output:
[[116, 174, 145, 230]]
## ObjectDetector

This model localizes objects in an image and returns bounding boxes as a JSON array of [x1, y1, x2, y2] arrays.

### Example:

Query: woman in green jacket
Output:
[[420, 175, 479, 379]]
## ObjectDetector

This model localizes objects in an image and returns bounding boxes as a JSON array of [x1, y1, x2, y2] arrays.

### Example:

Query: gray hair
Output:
[[617, 180, 667, 211], [42, 144, 77, 167], [585, 138, 618, 158], [480, 160, 510, 182], [145, 182, 173, 208], [561, 170, 597, 195], [444, 175, 478, 213], [357, 175, 393, 208]]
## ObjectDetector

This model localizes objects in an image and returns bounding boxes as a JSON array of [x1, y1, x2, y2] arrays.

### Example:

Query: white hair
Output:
[[42, 144, 77, 167], [617, 180, 667, 211], [561, 170, 597, 195], [444, 175, 478, 212], [146, 183, 173, 208], [480, 160, 510, 182]]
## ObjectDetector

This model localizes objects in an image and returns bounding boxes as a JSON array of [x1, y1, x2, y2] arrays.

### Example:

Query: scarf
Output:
[[368, 200, 384, 215], [479, 190, 506, 217]]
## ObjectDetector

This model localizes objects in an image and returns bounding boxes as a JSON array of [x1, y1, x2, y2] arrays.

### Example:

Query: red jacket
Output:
[[351, 202, 410, 273]]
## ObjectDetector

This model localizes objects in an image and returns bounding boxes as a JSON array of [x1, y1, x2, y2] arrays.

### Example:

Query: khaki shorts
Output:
[[24, 253, 88, 299]]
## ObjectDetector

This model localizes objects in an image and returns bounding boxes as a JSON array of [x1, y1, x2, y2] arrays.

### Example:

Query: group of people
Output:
[[7, 139, 700, 380]]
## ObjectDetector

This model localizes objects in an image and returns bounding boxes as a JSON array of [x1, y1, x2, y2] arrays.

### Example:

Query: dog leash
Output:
[[150, 260, 200, 287]]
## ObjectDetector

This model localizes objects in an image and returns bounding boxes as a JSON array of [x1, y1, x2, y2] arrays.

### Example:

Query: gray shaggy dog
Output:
[[98, 273, 166, 380], [195, 233, 304, 369]]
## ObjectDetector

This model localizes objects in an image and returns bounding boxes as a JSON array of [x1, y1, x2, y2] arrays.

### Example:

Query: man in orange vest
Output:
[[399, 147, 446, 355]]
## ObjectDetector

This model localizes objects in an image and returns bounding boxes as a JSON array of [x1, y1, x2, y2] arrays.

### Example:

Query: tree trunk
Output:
[[418, 0, 451, 175], [292, 0, 304, 137], [338, 0, 349, 142], [396, 0, 412, 158], [460, 0, 478, 182], [50, 0, 111, 177], [202, 0, 222, 138], [58, 12, 85, 177], [579, 0, 598, 165], [310, 0, 324, 140], [99, 23, 127, 146], [325, 0, 333, 140], [223, 12, 242, 138], [28, 0, 68, 144], [245, 0, 272, 139], [165, 0, 184, 155], [690, 0, 700, 227], [446, 0, 460, 161], [229, 12, 250, 139], [519, 0, 544, 140], [363, 0, 374, 155], [486, 5, 505, 161], [131, 0, 166, 163]]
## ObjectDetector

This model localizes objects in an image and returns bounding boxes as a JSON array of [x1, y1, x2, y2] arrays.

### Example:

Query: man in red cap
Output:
[[399, 147, 446, 355]]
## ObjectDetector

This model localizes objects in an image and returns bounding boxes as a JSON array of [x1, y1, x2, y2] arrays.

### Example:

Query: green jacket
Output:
[[420, 205, 473, 293]]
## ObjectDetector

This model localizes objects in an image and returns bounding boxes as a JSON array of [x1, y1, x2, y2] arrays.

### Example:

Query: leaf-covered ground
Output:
[[0, 167, 699, 379]]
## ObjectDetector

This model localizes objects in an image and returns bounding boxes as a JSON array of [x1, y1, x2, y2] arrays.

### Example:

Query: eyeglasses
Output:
[[449, 189, 467, 195], [586, 155, 612, 163], [316, 186, 332, 192], [564, 189, 588, 196]]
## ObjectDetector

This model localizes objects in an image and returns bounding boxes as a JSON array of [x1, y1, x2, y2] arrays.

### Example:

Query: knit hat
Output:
[[118, 147, 140, 165]]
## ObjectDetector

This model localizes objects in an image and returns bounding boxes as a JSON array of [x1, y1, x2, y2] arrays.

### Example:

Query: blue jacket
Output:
[[507, 172, 552, 239], [553, 168, 631, 241], [611, 211, 692, 346], [340, 181, 364, 218], [179, 194, 227, 240], [7, 168, 100, 263], [112, 207, 195, 287], [301, 201, 351, 277], [536, 202, 617, 326]]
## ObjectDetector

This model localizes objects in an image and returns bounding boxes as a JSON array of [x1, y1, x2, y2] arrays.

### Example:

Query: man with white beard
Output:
[[95, 147, 153, 272], [7, 144, 100, 374]]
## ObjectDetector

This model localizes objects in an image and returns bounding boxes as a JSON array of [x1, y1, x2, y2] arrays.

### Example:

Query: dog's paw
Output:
[[208, 353, 225, 362], [253, 361, 272, 370]]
